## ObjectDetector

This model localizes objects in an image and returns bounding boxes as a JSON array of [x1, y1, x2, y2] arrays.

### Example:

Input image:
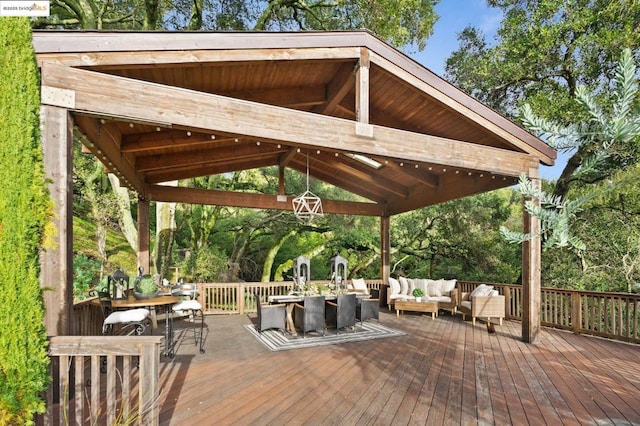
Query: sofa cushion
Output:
[[389, 277, 401, 295], [398, 276, 409, 295], [426, 279, 442, 297], [414, 279, 428, 294], [440, 279, 457, 294], [460, 300, 472, 310], [407, 279, 416, 297], [428, 296, 452, 303], [352, 278, 368, 292]]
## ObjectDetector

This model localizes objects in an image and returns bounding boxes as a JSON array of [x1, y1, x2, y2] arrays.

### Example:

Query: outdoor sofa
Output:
[[387, 277, 458, 313]]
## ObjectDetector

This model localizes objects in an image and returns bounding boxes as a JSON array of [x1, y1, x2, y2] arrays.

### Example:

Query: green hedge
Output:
[[0, 18, 51, 423]]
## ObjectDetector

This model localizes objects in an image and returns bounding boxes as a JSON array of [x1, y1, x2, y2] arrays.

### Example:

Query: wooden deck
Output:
[[157, 309, 640, 425]]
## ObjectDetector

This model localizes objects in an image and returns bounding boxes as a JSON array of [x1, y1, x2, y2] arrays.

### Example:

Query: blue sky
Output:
[[406, 0, 566, 180]]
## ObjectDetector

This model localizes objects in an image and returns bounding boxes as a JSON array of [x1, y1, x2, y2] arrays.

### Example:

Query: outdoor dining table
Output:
[[112, 294, 180, 357], [268, 292, 369, 336]]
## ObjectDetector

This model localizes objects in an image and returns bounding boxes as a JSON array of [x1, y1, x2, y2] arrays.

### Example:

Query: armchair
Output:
[[459, 284, 505, 326], [356, 289, 379, 325], [254, 292, 286, 334], [294, 295, 326, 337], [326, 293, 356, 333]]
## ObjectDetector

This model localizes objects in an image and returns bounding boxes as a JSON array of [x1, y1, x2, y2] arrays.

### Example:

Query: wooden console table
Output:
[[395, 300, 439, 320]]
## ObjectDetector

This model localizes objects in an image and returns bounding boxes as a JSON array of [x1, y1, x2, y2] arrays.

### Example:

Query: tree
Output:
[[391, 189, 521, 283], [446, 0, 640, 122], [0, 18, 51, 423], [502, 48, 640, 253]]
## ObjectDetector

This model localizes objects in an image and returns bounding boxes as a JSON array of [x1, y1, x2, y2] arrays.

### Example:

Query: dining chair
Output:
[[254, 292, 286, 334], [356, 289, 380, 326], [293, 295, 326, 337], [326, 293, 357, 333], [171, 283, 205, 354]]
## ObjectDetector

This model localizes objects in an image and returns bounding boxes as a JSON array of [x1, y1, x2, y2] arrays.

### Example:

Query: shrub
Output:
[[0, 18, 51, 423]]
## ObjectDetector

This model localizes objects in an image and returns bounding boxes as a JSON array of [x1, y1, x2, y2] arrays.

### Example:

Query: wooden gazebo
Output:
[[33, 30, 555, 343]]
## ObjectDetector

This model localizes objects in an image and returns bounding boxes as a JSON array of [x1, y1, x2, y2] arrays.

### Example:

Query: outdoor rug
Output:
[[244, 322, 405, 351]]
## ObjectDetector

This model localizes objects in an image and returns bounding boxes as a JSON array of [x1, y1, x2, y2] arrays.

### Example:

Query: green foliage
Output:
[[0, 18, 50, 423], [412, 288, 424, 298], [37, 0, 438, 51], [391, 189, 521, 283], [500, 174, 595, 253], [134, 275, 158, 294], [445, 0, 640, 122], [73, 254, 101, 300], [179, 246, 228, 282]]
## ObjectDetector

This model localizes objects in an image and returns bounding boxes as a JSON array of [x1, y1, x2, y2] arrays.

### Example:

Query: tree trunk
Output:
[[107, 173, 137, 253], [154, 182, 178, 277], [261, 229, 296, 282]]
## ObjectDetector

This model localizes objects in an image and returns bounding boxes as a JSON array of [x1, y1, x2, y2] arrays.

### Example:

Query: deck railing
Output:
[[39, 335, 163, 426], [458, 281, 640, 344], [72, 280, 638, 344], [198, 280, 384, 315]]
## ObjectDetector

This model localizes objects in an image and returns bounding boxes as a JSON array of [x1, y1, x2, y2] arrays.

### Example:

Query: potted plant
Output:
[[133, 274, 159, 299], [412, 288, 425, 302]]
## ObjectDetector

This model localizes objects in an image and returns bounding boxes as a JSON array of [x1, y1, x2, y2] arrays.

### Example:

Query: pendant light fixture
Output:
[[292, 151, 323, 223]]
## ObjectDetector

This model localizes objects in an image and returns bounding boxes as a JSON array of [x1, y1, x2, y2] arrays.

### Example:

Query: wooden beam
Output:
[[522, 167, 541, 344], [387, 172, 517, 215], [146, 185, 384, 216], [278, 147, 298, 168], [135, 142, 285, 172], [385, 162, 439, 188], [40, 105, 74, 335], [34, 45, 361, 67], [223, 85, 326, 109], [73, 115, 145, 194], [41, 65, 539, 178], [145, 156, 277, 184], [302, 153, 409, 199], [121, 130, 219, 153], [369, 52, 555, 165], [356, 48, 370, 124], [312, 61, 356, 115]]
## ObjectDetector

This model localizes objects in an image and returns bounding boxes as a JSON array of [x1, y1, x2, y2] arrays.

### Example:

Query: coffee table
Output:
[[395, 299, 439, 320]]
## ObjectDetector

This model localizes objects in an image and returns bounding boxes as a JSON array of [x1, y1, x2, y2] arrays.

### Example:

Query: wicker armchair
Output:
[[459, 290, 505, 326], [356, 289, 380, 325], [326, 293, 357, 333], [255, 292, 286, 334], [294, 295, 326, 337]]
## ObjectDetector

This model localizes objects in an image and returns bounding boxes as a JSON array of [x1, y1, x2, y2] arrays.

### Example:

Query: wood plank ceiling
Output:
[[34, 31, 556, 216]]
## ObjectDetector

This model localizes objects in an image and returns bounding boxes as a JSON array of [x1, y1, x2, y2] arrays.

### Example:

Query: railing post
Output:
[[238, 283, 245, 315], [571, 291, 581, 335]]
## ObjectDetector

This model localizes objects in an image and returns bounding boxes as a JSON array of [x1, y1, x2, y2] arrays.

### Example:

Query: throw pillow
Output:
[[440, 279, 457, 293], [389, 277, 401, 295], [352, 278, 368, 291], [407, 279, 416, 297], [426, 279, 442, 297], [398, 276, 409, 295], [470, 284, 494, 297]]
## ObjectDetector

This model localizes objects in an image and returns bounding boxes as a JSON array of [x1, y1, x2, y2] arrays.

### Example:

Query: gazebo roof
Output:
[[33, 30, 555, 216]]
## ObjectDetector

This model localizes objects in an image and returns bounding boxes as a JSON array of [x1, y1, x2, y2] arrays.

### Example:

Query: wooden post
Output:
[[380, 215, 390, 306], [522, 168, 541, 343], [138, 196, 150, 273], [40, 105, 74, 336], [355, 48, 370, 125]]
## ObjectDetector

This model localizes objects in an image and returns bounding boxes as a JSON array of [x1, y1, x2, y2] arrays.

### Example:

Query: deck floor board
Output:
[[157, 310, 640, 425]]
